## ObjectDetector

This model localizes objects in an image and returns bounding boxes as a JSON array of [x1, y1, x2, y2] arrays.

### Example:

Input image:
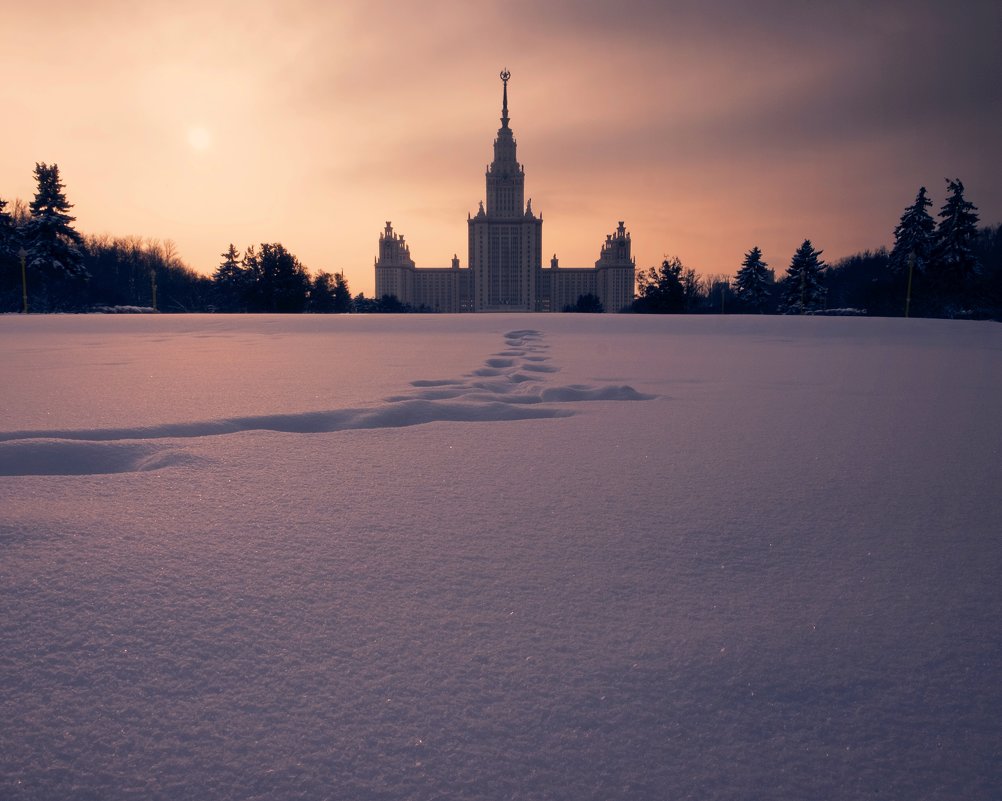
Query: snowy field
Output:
[[1, 313, 999, 801]]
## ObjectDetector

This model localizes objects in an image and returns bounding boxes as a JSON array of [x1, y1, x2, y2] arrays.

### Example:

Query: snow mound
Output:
[[806, 308, 868, 316], [0, 439, 200, 476], [410, 379, 463, 387], [540, 384, 655, 402], [521, 363, 560, 373], [0, 401, 575, 447], [89, 305, 158, 314]]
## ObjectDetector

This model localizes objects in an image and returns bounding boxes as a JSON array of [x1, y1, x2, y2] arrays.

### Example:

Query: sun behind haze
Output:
[[186, 126, 213, 153], [1, 0, 1000, 295]]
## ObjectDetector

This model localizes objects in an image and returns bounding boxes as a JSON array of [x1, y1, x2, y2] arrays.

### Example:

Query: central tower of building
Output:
[[376, 71, 634, 313], [468, 70, 543, 311]]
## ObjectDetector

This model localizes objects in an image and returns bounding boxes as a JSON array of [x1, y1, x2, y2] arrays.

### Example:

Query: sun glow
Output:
[[186, 126, 212, 152]]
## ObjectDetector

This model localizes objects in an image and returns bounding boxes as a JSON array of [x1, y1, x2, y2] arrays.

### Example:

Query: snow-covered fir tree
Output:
[[780, 240, 826, 314], [733, 246, 771, 312], [931, 179, 980, 289], [889, 187, 935, 275], [22, 163, 87, 278]]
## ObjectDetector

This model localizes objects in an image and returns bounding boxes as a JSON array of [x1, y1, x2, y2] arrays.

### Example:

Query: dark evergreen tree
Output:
[[241, 245, 258, 273], [212, 244, 250, 311], [733, 246, 771, 312], [253, 242, 310, 312], [309, 271, 337, 312], [22, 163, 87, 280], [780, 240, 826, 314], [239, 244, 262, 309], [631, 256, 687, 313], [0, 198, 23, 311], [332, 272, 353, 313], [0, 198, 18, 259], [352, 292, 376, 312], [889, 187, 935, 276], [931, 179, 980, 294]]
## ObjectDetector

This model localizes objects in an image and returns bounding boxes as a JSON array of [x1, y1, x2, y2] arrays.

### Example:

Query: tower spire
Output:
[[500, 69, 510, 128], [485, 68, 523, 218]]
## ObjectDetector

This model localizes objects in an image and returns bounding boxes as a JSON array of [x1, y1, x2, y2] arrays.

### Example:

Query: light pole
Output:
[[18, 247, 28, 314], [905, 252, 915, 319]]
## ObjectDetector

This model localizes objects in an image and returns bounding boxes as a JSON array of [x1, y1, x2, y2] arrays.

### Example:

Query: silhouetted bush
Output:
[[563, 293, 604, 313]]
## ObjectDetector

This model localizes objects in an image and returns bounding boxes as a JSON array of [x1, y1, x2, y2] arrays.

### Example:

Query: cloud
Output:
[[3, 0, 1000, 293]]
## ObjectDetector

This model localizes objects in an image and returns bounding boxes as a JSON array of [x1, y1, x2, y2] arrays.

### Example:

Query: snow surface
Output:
[[1, 313, 1000, 800]]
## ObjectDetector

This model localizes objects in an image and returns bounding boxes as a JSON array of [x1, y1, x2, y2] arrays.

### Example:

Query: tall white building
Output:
[[375, 71, 635, 313]]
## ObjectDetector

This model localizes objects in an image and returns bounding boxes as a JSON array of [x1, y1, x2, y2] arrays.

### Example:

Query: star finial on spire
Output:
[[500, 69, 510, 128]]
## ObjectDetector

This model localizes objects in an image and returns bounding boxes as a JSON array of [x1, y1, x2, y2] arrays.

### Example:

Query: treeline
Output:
[[0, 169, 217, 311], [0, 162, 416, 314], [633, 180, 1001, 319], [4, 164, 999, 318]]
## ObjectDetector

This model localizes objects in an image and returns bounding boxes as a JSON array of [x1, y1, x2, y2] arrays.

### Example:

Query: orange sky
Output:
[[3, 0, 1000, 296]]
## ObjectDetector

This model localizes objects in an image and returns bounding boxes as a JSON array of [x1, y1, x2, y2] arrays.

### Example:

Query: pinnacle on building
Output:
[[375, 71, 635, 312]]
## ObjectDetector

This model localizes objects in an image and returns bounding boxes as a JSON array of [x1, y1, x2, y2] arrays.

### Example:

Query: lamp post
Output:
[[905, 252, 915, 319], [18, 247, 28, 314]]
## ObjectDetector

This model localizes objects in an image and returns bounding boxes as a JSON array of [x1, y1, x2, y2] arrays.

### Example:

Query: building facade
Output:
[[375, 71, 635, 313]]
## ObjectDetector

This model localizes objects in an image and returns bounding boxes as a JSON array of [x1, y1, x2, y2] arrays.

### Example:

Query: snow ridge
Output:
[[0, 329, 652, 476]]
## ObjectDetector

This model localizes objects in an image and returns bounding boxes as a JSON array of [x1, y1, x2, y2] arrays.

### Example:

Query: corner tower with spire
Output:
[[469, 70, 542, 311]]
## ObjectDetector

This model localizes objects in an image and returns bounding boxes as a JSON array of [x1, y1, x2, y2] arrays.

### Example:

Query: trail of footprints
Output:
[[0, 330, 652, 476], [391, 329, 558, 402], [392, 329, 648, 406]]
